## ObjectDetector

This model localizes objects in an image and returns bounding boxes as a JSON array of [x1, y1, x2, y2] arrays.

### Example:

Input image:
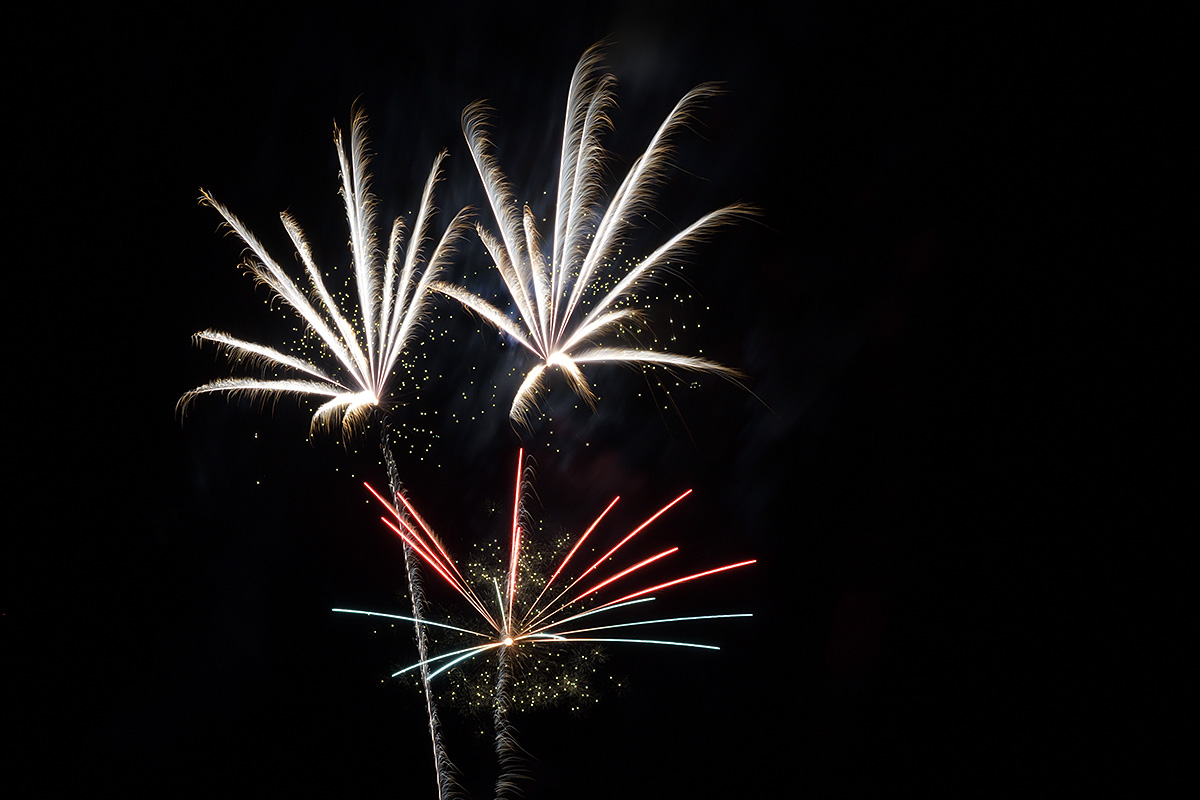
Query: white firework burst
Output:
[[181, 107, 470, 435], [435, 44, 750, 426]]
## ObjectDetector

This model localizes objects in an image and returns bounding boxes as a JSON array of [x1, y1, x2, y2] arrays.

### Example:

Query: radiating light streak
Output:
[[332, 608, 490, 638], [394, 642, 506, 679], [428, 646, 505, 681], [552, 613, 753, 637], [531, 597, 657, 631], [386, 600, 663, 678], [594, 559, 758, 610], [545, 638, 721, 651], [432, 44, 750, 425]]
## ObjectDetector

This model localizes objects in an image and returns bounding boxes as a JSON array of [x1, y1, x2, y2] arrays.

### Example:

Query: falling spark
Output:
[[434, 44, 751, 425]]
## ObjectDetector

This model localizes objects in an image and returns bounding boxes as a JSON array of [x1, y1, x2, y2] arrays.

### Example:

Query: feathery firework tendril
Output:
[[335, 449, 754, 788], [434, 44, 751, 426], [179, 107, 471, 435]]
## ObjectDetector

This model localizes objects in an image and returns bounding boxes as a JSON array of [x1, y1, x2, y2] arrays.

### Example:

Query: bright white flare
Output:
[[434, 44, 749, 425], [180, 109, 470, 434]]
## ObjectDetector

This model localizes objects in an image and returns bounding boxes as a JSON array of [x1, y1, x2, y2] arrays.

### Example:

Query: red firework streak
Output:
[[347, 448, 755, 679]]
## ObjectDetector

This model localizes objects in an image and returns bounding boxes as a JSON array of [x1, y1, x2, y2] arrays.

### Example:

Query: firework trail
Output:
[[434, 44, 751, 426], [336, 449, 754, 791], [491, 647, 523, 800], [381, 421, 460, 797], [181, 108, 469, 800]]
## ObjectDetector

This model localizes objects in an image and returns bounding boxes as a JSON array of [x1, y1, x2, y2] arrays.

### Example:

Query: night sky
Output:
[[9, 2, 1186, 797]]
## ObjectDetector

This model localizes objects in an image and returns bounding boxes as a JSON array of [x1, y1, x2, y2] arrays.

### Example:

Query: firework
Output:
[[181, 108, 469, 800], [179, 107, 470, 435], [434, 44, 751, 425], [336, 449, 754, 793]]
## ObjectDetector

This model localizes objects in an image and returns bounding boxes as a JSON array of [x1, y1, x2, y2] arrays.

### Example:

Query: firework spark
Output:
[[179, 107, 470, 434], [434, 44, 751, 425], [336, 449, 754, 791]]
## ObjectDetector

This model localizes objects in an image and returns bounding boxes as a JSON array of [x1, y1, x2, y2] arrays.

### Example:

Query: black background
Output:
[[7, 2, 1187, 797]]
